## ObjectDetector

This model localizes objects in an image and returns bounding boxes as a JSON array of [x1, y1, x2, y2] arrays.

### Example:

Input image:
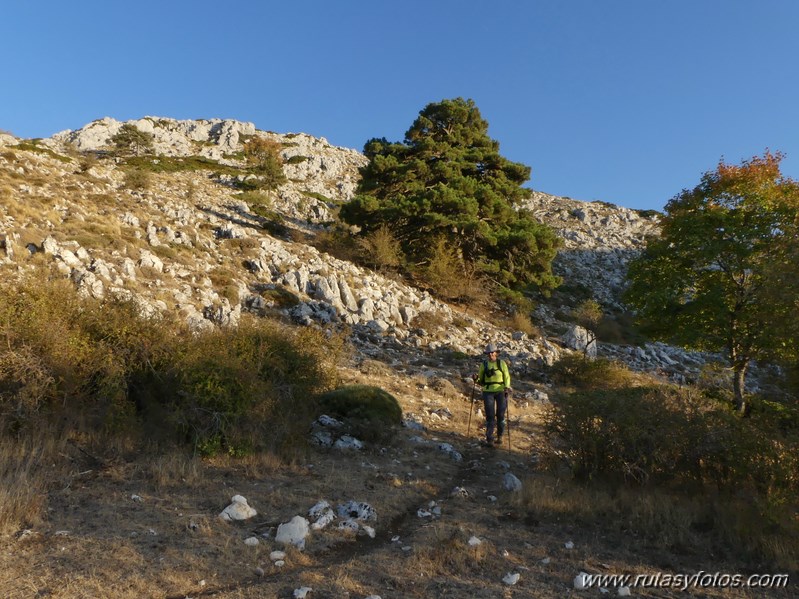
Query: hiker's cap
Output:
[[485, 343, 498, 354]]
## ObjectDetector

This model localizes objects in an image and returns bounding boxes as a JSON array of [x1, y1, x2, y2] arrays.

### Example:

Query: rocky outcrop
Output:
[[521, 191, 661, 310], [48, 117, 367, 225], [50, 116, 258, 159], [0, 118, 728, 387]]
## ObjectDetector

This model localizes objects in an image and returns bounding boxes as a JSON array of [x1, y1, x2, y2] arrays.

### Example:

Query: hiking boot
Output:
[[494, 436, 503, 445], [480, 438, 495, 448]]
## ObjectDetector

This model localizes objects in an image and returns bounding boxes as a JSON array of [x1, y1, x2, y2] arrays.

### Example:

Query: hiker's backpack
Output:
[[481, 358, 505, 383]]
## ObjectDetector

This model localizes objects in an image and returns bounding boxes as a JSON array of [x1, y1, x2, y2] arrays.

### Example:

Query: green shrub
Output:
[[260, 286, 301, 309], [545, 384, 792, 495], [168, 320, 341, 456], [546, 386, 700, 483], [0, 274, 342, 456], [11, 140, 71, 163], [0, 275, 171, 436], [595, 310, 646, 346], [417, 237, 490, 306], [302, 190, 333, 203], [753, 398, 799, 433], [236, 190, 272, 209], [253, 208, 290, 238], [123, 155, 241, 176], [496, 286, 534, 315], [310, 226, 360, 263], [0, 346, 56, 432], [316, 384, 402, 443], [317, 385, 402, 424], [77, 151, 99, 173]]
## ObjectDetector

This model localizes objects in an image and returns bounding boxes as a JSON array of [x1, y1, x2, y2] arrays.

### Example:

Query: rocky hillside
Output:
[[1, 116, 715, 387], [522, 191, 660, 311]]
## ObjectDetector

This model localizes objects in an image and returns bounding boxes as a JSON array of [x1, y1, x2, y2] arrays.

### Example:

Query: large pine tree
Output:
[[340, 98, 560, 291]]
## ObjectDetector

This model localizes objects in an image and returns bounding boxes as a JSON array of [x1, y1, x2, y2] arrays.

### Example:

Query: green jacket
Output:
[[477, 358, 511, 393]]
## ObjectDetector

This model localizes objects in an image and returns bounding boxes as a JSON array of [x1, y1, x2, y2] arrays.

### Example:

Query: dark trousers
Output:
[[482, 390, 507, 441]]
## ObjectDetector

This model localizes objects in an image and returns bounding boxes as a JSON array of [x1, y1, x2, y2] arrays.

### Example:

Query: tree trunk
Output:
[[732, 361, 749, 416]]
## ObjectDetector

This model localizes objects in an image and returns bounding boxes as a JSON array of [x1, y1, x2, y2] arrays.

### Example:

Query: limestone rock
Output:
[[275, 515, 310, 549], [219, 495, 257, 521]]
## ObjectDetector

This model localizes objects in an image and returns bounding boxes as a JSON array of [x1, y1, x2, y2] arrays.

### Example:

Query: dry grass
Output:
[[509, 310, 540, 337], [514, 474, 799, 573], [406, 525, 495, 577], [146, 451, 205, 490], [0, 433, 68, 534], [0, 192, 61, 226], [59, 218, 125, 250]]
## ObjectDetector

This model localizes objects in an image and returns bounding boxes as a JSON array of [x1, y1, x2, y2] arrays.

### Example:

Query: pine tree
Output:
[[340, 98, 560, 292], [110, 123, 154, 157]]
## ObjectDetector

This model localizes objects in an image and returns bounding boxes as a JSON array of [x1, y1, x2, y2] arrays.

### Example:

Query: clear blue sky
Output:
[[3, 1, 798, 212]]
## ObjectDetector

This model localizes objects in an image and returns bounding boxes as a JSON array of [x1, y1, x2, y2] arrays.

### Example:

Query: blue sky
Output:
[[3, 1, 798, 212]]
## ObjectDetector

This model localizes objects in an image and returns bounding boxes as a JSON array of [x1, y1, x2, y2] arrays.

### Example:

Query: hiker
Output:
[[472, 343, 512, 446]]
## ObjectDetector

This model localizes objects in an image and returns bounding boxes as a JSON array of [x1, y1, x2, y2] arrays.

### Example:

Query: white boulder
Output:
[[276, 515, 310, 549], [219, 495, 257, 521]]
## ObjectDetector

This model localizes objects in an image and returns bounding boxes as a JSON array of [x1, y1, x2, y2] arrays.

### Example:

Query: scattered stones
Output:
[[437, 442, 463, 461]]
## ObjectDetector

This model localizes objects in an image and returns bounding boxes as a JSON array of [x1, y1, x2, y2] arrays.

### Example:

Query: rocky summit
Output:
[[1, 116, 716, 385]]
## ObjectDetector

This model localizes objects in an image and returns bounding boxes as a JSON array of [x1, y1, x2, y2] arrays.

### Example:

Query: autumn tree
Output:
[[625, 151, 799, 415], [339, 98, 561, 293]]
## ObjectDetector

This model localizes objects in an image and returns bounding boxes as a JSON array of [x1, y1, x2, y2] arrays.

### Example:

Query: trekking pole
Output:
[[505, 389, 512, 453], [466, 378, 476, 438]]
